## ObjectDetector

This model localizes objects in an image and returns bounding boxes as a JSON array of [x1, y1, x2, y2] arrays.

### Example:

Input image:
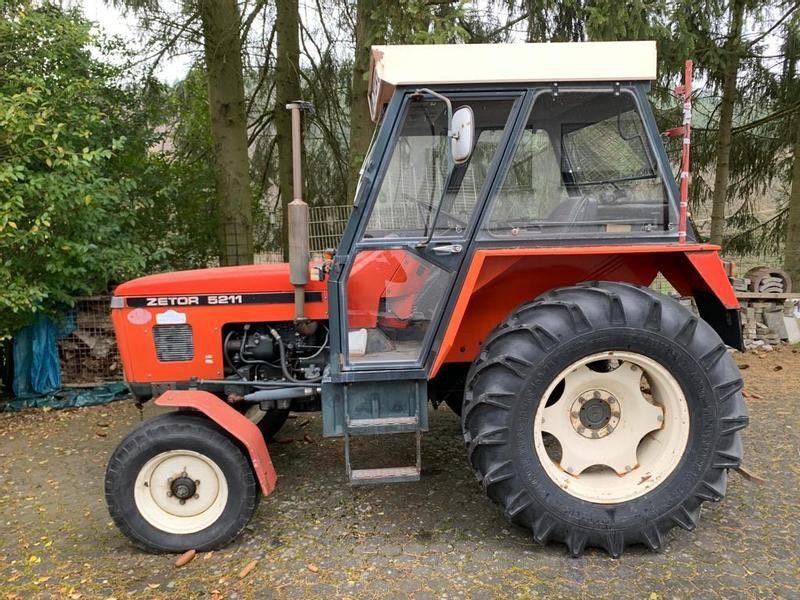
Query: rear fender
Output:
[[658, 250, 743, 350], [430, 245, 743, 377], [154, 390, 277, 496]]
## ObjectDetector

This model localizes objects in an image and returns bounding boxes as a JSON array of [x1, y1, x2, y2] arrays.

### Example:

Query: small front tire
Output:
[[105, 413, 258, 553]]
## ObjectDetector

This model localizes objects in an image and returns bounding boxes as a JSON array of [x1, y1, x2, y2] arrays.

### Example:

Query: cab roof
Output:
[[368, 41, 657, 121]]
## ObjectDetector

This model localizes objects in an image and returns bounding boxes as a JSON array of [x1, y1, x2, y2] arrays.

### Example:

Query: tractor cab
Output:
[[335, 42, 677, 371], [105, 42, 747, 558]]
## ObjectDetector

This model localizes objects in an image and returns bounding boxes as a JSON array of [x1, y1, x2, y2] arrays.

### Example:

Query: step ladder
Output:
[[343, 403, 422, 486]]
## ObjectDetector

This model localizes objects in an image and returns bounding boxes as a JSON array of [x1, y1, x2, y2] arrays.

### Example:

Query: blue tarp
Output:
[[2, 382, 129, 412], [5, 310, 128, 411], [11, 313, 68, 397]]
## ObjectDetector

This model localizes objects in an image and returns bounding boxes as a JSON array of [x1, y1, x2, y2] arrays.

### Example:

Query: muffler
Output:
[[286, 101, 312, 322]]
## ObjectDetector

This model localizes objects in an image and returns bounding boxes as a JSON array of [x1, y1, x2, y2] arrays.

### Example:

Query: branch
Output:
[[745, 1, 800, 48], [731, 101, 800, 134], [241, 0, 270, 44], [485, 11, 530, 39]]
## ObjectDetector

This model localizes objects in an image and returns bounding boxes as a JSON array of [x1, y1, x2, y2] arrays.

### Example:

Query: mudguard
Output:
[[154, 390, 277, 496]]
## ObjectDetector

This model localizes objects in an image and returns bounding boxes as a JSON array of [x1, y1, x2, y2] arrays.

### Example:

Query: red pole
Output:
[[678, 60, 693, 243]]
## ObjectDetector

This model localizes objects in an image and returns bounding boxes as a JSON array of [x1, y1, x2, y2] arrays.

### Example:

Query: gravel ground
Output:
[[1, 348, 799, 600]]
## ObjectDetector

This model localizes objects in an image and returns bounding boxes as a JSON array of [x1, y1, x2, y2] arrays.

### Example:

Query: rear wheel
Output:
[[243, 405, 290, 441], [105, 413, 258, 553], [463, 282, 748, 557]]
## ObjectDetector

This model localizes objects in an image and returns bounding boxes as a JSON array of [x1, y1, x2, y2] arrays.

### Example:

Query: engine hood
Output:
[[114, 263, 327, 297]]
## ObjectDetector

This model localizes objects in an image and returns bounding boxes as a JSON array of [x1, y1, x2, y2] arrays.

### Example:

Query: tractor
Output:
[[105, 41, 748, 558]]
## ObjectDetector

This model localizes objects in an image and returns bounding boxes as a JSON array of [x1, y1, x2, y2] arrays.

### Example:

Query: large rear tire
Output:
[[463, 282, 748, 557], [105, 413, 258, 553]]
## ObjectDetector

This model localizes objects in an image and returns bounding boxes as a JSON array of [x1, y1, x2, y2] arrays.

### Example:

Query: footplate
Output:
[[350, 466, 420, 485]]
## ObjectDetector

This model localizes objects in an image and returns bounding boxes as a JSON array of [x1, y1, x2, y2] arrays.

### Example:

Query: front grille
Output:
[[153, 324, 194, 362]]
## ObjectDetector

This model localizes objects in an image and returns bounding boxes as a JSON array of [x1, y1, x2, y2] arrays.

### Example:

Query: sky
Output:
[[75, 0, 194, 83], [72, 0, 787, 85]]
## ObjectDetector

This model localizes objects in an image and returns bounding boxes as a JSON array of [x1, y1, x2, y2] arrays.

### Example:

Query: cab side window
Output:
[[364, 98, 515, 239], [482, 91, 670, 238]]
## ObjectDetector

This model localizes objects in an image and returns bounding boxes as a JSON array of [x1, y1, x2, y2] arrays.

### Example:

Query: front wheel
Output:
[[463, 282, 748, 557], [105, 413, 258, 553]]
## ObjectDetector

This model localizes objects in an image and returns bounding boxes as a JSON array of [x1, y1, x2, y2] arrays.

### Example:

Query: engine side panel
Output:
[[112, 263, 328, 385]]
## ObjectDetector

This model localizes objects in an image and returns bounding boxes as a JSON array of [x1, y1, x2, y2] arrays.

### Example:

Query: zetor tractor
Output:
[[105, 41, 748, 558]]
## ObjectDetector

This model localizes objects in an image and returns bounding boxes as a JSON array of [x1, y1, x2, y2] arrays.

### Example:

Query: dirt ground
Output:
[[1, 348, 799, 600]]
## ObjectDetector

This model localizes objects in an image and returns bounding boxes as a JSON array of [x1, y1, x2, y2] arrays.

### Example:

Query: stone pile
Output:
[[740, 298, 800, 350]]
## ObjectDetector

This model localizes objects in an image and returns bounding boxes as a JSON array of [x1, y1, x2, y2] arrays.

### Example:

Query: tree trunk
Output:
[[709, 0, 745, 247], [198, 0, 253, 266], [784, 124, 800, 285], [347, 0, 379, 200], [275, 0, 301, 261]]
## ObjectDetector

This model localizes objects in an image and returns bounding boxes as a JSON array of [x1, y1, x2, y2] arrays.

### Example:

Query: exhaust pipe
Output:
[[286, 101, 312, 322]]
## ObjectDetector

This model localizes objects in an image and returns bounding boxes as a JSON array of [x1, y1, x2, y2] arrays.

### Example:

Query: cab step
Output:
[[349, 466, 420, 485], [341, 379, 425, 486], [346, 415, 419, 435]]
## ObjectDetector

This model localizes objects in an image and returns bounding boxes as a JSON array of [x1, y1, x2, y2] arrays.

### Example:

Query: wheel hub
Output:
[[570, 390, 620, 439], [169, 474, 198, 501]]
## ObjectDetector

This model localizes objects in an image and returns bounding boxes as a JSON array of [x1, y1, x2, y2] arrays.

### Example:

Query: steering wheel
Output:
[[401, 193, 469, 233]]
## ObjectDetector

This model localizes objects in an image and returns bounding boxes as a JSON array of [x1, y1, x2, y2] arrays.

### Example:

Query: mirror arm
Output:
[[413, 88, 458, 141], [411, 88, 461, 249]]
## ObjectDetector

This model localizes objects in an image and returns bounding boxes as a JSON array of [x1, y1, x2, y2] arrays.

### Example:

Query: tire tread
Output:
[[463, 281, 747, 557]]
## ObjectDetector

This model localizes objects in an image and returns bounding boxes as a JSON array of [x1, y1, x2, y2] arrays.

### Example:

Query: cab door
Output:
[[332, 91, 523, 373]]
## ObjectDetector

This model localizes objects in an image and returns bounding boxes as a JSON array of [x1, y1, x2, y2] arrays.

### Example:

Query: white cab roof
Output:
[[368, 41, 657, 121]]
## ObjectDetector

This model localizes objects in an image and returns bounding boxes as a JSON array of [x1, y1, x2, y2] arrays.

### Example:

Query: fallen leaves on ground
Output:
[[239, 559, 258, 579], [174, 549, 196, 568]]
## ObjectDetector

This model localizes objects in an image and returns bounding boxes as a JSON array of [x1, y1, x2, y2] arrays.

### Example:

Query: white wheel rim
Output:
[[134, 450, 228, 535], [244, 404, 267, 425], [533, 351, 690, 504]]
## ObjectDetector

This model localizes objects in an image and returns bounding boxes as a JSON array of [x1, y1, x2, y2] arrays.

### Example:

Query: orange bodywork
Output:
[[112, 263, 329, 384], [347, 249, 435, 329], [429, 243, 737, 377], [113, 243, 736, 385]]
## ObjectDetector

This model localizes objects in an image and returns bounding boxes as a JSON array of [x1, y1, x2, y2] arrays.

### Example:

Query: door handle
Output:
[[431, 243, 463, 255]]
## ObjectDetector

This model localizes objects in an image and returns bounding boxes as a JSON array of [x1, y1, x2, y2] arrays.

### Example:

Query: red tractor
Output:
[[105, 42, 748, 558]]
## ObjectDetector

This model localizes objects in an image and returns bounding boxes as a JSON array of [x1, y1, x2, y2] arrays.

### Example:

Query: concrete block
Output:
[[764, 310, 788, 339], [785, 317, 800, 345]]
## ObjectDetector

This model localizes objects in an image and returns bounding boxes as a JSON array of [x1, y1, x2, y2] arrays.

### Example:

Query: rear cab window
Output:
[[481, 89, 673, 240]]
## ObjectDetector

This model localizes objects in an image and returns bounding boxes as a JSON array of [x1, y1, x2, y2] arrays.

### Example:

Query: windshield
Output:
[[365, 99, 451, 237], [364, 96, 516, 239]]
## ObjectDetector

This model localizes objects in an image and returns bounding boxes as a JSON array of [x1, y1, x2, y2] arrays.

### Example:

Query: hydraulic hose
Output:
[[270, 328, 323, 384]]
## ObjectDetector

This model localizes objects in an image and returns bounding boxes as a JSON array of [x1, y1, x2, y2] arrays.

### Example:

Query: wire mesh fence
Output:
[[255, 204, 353, 264], [310, 204, 352, 254], [58, 296, 122, 385]]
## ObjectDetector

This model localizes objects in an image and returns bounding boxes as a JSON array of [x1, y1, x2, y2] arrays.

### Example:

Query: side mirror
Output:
[[451, 106, 474, 165]]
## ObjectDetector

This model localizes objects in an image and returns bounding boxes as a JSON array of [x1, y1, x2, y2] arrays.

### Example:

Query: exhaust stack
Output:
[[286, 101, 312, 322]]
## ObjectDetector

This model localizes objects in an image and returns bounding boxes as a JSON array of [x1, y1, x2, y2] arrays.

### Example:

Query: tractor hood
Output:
[[114, 263, 327, 297]]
